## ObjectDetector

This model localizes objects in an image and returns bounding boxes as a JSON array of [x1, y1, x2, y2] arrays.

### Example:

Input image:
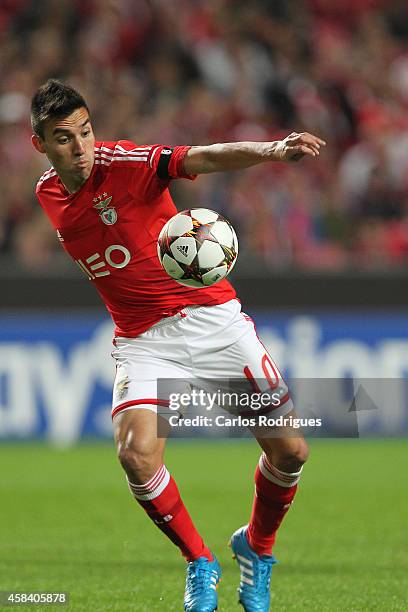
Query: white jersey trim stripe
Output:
[[95, 149, 151, 157], [149, 146, 160, 168], [96, 145, 151, 155], [94, 159, 148, 167], [95, 152, 148, 162], [115, 144, 152, 153], [95, 148, 150, 156], [38, 144, 152, 184], [41, 168, 55, 178], [37, 169, 57, 184], [95, 152, 150, 158]]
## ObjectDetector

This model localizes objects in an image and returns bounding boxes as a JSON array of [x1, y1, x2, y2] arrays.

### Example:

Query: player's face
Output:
[[32, 107, 95, 193]]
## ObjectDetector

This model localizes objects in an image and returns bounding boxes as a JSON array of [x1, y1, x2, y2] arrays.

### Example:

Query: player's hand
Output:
[[275, 132, 326, 162]]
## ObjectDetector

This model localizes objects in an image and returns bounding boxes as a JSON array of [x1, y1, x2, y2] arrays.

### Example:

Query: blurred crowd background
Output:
[[1, 0, 408, 273]]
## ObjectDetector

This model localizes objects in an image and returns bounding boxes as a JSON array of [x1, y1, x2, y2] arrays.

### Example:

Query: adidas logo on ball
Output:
[[177, 244, 189, 257], [157, 208, 238, 288]]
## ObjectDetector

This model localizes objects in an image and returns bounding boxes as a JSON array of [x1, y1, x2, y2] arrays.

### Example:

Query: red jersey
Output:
[[35, 140, 236, 337]]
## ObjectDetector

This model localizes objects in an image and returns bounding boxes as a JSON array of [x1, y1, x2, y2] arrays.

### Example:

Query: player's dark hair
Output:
[[31, 79, 89, 139]]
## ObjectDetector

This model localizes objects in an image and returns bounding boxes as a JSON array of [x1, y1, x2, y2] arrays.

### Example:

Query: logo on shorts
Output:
[[115, 376, 130, 401], [93, 193, 117, 225]]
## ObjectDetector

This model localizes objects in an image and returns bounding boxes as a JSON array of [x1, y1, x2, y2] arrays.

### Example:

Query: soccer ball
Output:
[[157, 208, 238, 287]]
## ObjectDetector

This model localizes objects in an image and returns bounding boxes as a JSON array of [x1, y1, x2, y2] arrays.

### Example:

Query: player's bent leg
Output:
[[246, 410, 308, 554], [230, 412, 308, 612], [113, 407, 220, 611], [114, 407, 167, 484], [249, 424, 308, 555]]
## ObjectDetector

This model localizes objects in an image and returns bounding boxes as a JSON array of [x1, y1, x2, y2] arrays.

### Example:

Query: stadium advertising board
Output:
[[0, 311, 407, 443]]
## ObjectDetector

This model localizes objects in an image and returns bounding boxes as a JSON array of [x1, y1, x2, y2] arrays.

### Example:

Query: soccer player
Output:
[[31, 79, 325, 612]]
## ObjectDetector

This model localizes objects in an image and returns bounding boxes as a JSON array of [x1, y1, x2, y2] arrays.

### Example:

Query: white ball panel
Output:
[[201, 265, 228, 286], [190, 208, 219, 224], [176, 278, 204, 288], [170, 237, 197, 265], [161, 254, 185, 279], [197, 240, 225, 268], [210, 221, 233, 247], [167, 214, 193, 237]]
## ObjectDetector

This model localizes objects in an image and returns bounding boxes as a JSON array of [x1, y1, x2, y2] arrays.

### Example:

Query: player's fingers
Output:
[[300, 132, 326, 146], [289, 132, 326, 149], [300, 139, 321, 153], [291, 144, 318, 157], [286, 134, 320, 153]]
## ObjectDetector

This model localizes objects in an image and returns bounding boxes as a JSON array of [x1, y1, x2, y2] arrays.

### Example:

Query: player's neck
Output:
[[59, 172, 89, 195]]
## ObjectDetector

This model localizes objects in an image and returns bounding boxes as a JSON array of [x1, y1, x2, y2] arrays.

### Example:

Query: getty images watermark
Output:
[[169, 388, 283, 412], [155, 385, 324, 436], [167, 389, 321, 428], [155, 378, 391, 438]]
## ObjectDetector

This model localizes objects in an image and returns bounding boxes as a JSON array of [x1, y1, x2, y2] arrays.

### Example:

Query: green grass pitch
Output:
[[1, 440, 407, 611]]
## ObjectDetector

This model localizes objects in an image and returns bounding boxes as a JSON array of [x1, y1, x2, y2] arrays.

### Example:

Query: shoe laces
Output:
[[253, 556, 273, 593], [186, 558, 214, 595]]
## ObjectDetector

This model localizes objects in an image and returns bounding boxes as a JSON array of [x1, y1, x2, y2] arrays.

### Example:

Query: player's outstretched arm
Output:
[[184, 132, 326, 175]]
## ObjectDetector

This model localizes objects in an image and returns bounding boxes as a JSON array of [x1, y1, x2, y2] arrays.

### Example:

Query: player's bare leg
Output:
[[114, 409, 167, 484], [113, 408, 221, 611], [230, 411, 308, 612]]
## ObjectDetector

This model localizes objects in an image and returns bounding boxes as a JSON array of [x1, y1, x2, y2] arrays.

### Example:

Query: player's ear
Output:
[[31, 134, 46, 154]]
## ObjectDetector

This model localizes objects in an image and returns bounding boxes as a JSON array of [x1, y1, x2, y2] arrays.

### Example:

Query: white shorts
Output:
[[111, 299, 293, 421]]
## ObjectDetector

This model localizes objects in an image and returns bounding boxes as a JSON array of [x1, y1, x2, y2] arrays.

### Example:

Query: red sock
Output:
[[247, 453, 302, 556], [127, 465, 212, 562]]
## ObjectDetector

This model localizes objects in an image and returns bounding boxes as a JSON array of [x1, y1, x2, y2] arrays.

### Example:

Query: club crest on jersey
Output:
[[93, 192, 117, 225]]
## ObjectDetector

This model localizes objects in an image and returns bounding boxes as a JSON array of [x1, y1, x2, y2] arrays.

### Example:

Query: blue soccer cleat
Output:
[[229, 526, 277, 612], [184, 553, 221, 611]]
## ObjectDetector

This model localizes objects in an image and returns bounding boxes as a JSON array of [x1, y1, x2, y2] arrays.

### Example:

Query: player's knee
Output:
[[117, 438, 161, 483], [289, 439, 309, 467], [269, 439, 309, 472]]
